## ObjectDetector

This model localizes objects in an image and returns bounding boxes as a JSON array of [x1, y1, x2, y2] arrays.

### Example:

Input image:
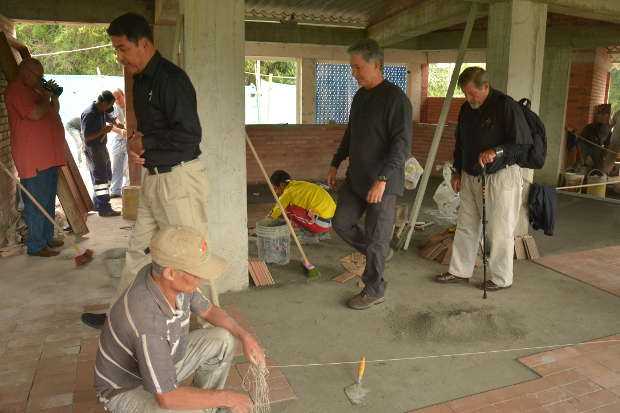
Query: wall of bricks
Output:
[[245, 123, 456, 184], [0, 16, 17, 247], [565, 48, 611, 132], [421, 97, 465, 124]]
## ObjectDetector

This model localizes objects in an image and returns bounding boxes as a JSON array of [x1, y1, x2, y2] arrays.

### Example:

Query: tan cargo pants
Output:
[[112, 160, 210, 304], [449, 165, 522, 287]]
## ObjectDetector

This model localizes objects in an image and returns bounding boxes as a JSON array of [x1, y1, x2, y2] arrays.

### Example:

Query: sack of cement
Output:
[[404, 156, 424, 190], [429, 163, 460, 225]]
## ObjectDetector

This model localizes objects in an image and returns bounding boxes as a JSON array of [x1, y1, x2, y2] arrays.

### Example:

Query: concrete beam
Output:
[[393, 30, 488, 50], [546, 26, 620, 48], [245, 22, 365, 46], [532, 0, 620, 25], [368, 0, 488, 47], [0, 0, 154, 24]]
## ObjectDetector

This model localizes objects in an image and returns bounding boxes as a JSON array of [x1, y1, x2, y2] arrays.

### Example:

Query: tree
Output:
[[16, 23, 122, 75], [244, 59, 297, 86], [427, 63, 486, 98], [609, 68, 620, 117]]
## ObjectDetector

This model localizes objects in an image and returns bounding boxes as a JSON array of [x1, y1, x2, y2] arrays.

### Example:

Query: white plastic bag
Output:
[[430, 163, 460, 225], [404, 156, 424, 190]]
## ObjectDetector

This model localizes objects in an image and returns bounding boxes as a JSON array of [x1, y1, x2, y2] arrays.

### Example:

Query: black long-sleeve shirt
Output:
[[133, 52, 202, 168], [453, 88, 532, 176], [331, 80, 412, 197]]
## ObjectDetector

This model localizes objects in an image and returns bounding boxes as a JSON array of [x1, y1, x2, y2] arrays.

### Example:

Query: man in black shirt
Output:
[[80, 90, 121, 217], [327, 39, 412, 310], [81, 13, 211, 328], [435, 67, 532, 291], [579, 104, 611, 171]]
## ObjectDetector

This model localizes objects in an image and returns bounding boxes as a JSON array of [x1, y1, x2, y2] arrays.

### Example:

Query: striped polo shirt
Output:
[[94, 264, 211, 396]]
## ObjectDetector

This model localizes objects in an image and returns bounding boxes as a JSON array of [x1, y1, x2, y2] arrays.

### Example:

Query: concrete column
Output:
[[486, 0, 547, 236], [182, 0, 248, 292], [300, 57, 316, 124], [536, 47, 572, 186], [154, 24, 176, 63], [407, 63, 422, 122]]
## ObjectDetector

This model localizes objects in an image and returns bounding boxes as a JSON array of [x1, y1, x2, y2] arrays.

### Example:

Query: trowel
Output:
[[344, 356, 369, 405]]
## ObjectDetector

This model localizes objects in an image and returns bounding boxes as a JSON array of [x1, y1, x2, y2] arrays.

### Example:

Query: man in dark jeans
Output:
[[327, 38, 412, 310]]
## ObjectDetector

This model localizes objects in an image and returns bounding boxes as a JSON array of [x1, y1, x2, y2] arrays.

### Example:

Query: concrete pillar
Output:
[[154, 24, 176, 63], [182, 0, 248, 292], [407, 63, 422, 122], [300, 57, 316, 124], [536, 47, 572, 186], [486, 0, 547, 236]]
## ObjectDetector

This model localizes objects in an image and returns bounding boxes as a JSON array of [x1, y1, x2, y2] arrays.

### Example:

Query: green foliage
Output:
[[427, 63, 486, 98], [609, 69, 620, 116], [244, 59, 297, 86], [16, 23, 122, 76]]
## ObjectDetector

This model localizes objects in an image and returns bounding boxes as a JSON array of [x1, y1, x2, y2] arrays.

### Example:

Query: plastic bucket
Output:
[[586, 169, 607, 198], [562, 172, 584, 192], [256, 219, 290, 265]]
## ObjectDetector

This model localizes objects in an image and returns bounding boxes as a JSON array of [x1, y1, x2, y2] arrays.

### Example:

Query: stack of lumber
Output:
[[418, 228, 456, 265], [248, 258, 275, 287], [514, 235, 540, 260], [333, 252, 366, 283]]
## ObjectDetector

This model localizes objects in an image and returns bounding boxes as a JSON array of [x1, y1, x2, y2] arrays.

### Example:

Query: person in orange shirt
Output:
[[5, 58, 66, 257]]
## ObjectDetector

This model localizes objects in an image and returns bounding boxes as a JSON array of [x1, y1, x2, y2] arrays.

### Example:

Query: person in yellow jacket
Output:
[[269, 170, 336, 241]]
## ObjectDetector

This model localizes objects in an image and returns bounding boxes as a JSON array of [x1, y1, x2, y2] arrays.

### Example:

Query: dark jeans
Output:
[[86, 144, 113, 212], [333, 180, 396, 297], [21, 167, 59, 254]]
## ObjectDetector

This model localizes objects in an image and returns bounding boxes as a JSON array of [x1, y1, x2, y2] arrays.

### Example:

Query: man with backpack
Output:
[[435, 67, 533, 291]]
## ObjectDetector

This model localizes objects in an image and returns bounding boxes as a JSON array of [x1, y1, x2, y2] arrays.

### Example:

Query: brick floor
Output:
[[0, 303, 296, 412], [408, 335, 620, 413], [534, 246, 620, 297]]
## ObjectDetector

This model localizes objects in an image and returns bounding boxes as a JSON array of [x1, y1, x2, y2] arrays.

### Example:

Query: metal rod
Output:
[[401, 2, 479, 250]]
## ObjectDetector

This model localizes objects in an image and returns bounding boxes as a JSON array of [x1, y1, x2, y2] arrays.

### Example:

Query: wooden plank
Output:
[[523, 235, 540, 260], [514, 236, 527, 260], [62, 140, 93, 212], [248, 259, 275, 287], [333, 271, 358, 284], [57, 170, 89, 236], [340, 252, 365, 276]]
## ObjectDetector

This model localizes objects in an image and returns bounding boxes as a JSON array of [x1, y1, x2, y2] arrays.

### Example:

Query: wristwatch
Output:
[[494, 146, 505, 157], [377, 175, 388, 182]]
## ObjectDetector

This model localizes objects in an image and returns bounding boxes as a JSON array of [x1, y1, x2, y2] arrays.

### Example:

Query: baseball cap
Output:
[[150, 226, 228, 281]]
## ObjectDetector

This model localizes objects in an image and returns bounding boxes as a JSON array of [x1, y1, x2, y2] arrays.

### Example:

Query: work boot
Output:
[[81, 313, 107, 329], [99, 210, 121, 217], [28, 247, 60, 257], [347, 290, 385, 310], [478, 280, 511, 291], [48, 238, 65, 248], [435, 272, 470, 284]]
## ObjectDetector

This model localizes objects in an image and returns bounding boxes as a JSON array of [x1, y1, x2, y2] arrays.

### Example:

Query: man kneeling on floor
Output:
[[435, 67, 532, 292], [95, 226, 264, 413], [269, 170, 336, 243]]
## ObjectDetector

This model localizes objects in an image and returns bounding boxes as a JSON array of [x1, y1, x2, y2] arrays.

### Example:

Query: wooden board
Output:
[[57, 170, 88, 236], [523, 235, 540, 260], [333, 271, 358, 284], [248, 258, 275, 287], [339, 252, 365, 276]]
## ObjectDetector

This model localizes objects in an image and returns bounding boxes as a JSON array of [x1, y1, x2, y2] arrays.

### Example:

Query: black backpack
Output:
[[517, 98, 547, 169]]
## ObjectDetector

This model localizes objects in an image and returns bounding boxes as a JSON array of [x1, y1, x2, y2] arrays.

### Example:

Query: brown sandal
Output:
[[435, 272, 470, 284]]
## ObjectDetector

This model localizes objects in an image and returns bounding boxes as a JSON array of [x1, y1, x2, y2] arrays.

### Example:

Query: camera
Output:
[[40, 78, 63, 97]]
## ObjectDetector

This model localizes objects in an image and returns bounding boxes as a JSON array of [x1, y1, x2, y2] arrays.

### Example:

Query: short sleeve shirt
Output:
[[94, 265, 211, 395], [80, 102, 115, 147], [4, 79, 66, 179]]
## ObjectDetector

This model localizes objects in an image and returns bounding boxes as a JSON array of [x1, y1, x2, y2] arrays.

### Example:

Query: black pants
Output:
[[85, 144, 112, 212], [333, 180, 396, 297]]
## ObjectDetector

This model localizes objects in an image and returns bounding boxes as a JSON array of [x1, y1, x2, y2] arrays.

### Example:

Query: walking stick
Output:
[[481, 165, 488, 299]]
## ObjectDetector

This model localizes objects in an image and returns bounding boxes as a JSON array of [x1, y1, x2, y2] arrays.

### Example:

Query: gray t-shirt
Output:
[[94, 264, 211, 395]]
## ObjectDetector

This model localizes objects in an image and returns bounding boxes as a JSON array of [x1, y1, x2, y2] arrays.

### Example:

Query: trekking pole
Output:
[[481, 165, 488, 300]]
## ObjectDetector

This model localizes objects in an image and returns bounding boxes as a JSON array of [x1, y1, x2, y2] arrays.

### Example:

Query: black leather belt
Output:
[[146, 159, 196, 175], [146, 165, 174, 175]]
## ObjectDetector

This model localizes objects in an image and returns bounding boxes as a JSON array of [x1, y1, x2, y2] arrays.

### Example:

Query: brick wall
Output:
[[0, 17, 17, 247], [566, 48, 611, 132], [421, 97, 464, 124], [245, 123, 456, 184]]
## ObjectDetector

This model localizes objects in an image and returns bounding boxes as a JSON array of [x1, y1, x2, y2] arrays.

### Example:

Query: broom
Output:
[[245, 134, 321, 278], [0, 161, 94, 266]]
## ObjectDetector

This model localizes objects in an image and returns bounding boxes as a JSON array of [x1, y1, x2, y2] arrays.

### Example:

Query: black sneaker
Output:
[[478, 280, 511, 291], [81, 313, 107, 329]]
